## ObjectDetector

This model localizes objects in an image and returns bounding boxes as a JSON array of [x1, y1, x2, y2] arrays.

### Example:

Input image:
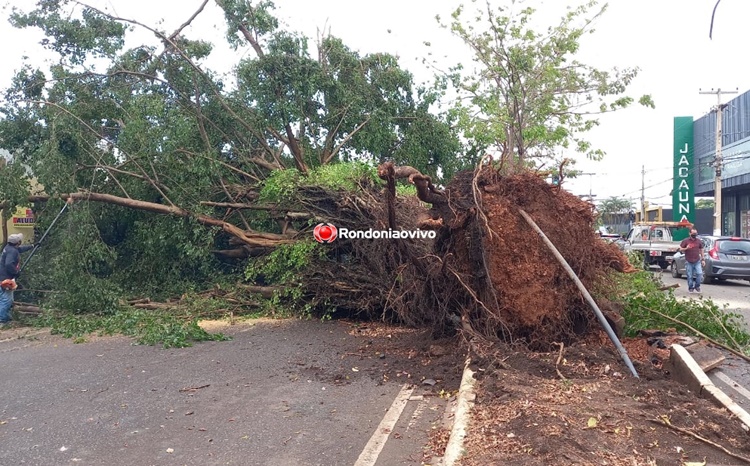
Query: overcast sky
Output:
[[1, 0, 748, 209]]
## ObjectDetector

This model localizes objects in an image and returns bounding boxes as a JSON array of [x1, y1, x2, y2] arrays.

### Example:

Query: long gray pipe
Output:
[[20, 202, 69, 273], [518, 209, 639, 378]]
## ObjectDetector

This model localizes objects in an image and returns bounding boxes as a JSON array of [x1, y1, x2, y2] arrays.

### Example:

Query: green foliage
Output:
[[0, 156, 31, 210], [244, 240, 328, 318], [396, 184, 418, 197], [438, 0, 653, 169], [598, 196, 635, 227], [219, 0, 279, 50], [24, 205, 124, 314], [598, 196, 634, 215], [245, 240, 322, 284], [305, 162, 379, 190], [109, 214, 221, 299], [229, 19, 461, 177], [10, 2, 126, 65], [696, 198, 715, 210], [32, 308, 230, 348], [615, 271, 750, 354], [259, 162, 380, 203], [258, 169, 304, 203]]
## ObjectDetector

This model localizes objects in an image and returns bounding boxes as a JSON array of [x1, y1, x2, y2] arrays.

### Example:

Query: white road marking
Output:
[[354, 384, 415, 466], [406, 397, 427, 431], [715, 370, 750, 403]]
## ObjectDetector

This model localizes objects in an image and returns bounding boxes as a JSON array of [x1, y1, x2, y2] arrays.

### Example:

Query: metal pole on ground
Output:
[[518, 209, 639, 378]]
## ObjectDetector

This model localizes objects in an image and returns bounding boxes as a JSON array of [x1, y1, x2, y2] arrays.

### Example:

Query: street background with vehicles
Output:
[[622, 221, 693, 270], [671, 235, 750, 284]]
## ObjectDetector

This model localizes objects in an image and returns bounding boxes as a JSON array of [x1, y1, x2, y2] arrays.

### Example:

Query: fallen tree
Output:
[[9, 159, 634, 349], [230, 161, 635, 346], [0, 0, 644, 349]]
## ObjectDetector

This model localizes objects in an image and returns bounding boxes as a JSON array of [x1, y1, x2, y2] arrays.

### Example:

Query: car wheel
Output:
[[701, 273, 713, 284], [671, 262, 681, 278]]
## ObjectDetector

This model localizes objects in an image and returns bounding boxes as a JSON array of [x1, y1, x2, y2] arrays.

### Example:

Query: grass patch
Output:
[[31, 308, 231, 348], [616, 270, 750, 355]]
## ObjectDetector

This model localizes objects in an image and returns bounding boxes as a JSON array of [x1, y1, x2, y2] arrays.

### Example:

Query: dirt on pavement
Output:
[[265, 318, 750, 465], [458, 332, 750, 466], [3, 319, 749, 465]]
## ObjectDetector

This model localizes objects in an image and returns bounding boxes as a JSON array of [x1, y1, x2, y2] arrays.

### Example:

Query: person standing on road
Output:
[[0, 233, 34, 324], [679, 228, 705, 293]]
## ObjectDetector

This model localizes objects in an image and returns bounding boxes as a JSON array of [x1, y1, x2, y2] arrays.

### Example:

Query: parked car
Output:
[[596, 226, 622, 243], [670, 236, 750, 284]]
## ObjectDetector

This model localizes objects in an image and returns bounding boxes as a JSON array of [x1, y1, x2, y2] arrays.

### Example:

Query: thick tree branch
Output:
[[200, 201, 279, 210], [236, 23, 264, 58], [249, 155, 283, 171], [25, 192, 295, 248]]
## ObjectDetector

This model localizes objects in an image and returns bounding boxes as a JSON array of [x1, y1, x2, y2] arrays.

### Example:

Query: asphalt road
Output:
[[0, 319, 456, 466], [657, 271, 750, 330], [655, 271, 750, 412]]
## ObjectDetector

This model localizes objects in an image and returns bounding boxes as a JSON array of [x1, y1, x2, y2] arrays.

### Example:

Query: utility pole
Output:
[[580, 172, 596, 202], [640, 165, 645, 222], [700, 88, 738, 235]]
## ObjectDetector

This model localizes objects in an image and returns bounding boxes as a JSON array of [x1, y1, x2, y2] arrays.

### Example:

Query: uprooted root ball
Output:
[[295, 165, 632, 347]]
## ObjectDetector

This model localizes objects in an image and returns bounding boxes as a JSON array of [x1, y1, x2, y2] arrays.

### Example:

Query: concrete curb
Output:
[[668, 344, 750, 432], [442, 357, 476, 465]]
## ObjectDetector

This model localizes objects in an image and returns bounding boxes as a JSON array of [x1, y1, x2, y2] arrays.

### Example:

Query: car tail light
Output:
[[708, 243, 719, 260], [730, 237, 742, 241]]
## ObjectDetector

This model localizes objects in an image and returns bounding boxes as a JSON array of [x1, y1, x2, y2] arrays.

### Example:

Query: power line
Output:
[[618, 156, 725, 198], [583, 151, 746, 201]]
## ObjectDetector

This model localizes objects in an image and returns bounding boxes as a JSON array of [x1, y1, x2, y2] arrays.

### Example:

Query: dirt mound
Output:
[[301, 163, 632, 348], [460, 337, 750, 465], [381, 164, 631, 344], [446, 168, 632, 345]]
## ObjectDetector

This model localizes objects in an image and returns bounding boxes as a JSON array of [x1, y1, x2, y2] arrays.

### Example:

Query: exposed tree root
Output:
[[650, 416, 750, 464]]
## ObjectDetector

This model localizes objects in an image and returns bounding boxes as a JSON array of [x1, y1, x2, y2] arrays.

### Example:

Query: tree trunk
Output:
[[26, 193, 296, 248]]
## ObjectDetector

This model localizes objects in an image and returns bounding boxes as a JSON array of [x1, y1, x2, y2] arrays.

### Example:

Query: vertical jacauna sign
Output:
[[672, 116, 695, 224]]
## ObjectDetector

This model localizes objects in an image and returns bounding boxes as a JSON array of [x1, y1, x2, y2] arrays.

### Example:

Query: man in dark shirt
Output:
[[679, 228, 705, 293], [0, 233, 34, 324]]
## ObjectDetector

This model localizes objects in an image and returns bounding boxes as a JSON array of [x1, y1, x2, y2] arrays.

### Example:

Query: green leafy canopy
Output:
[[437, 0, 654, 170]]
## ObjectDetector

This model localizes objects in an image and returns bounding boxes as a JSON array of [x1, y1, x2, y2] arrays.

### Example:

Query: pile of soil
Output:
[[332, 320, 750, 465], [459, 334, 750, 465], [358, 164, 634, 345], [438, 168, 632, 344]]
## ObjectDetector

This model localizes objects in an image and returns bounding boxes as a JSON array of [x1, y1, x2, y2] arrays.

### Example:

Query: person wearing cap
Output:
[[0, 233, 34, 324]]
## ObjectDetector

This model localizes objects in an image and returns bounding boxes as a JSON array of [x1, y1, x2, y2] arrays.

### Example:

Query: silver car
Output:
[[671, 236, 750, 284]]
